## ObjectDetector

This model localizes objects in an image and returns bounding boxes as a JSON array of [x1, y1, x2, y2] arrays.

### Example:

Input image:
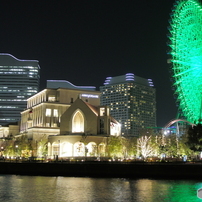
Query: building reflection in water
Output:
[[0, 176, 201, 201]]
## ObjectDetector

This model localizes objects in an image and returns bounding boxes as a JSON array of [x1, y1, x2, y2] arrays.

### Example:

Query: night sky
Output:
[[0, 0, 177, 127]]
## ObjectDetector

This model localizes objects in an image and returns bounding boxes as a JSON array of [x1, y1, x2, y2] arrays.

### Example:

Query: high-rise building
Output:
[[100, 73, 156, 137], [0, 53, 40, 126]]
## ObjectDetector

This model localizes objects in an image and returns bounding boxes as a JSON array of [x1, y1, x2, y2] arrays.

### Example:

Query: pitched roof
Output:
[[81, 99, 119, 124], [110, 116, 119, 124], [82, 100, 99, 116]]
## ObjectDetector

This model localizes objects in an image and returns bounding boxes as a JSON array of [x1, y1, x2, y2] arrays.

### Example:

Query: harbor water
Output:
[[0, 175, 202, 202]]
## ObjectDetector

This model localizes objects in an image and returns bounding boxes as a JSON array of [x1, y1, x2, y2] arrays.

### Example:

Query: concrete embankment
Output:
[[0, 162, 202, 179]]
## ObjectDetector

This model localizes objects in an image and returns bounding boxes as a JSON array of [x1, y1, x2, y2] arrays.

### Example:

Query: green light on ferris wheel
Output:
[[168, 0, 202, 123]]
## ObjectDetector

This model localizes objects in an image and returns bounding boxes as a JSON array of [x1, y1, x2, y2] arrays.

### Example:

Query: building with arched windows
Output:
[[20, 80, 101, 139], [19, 80, 121, 158], [72, 110, 85, 133], [48, 98, 121, 158]]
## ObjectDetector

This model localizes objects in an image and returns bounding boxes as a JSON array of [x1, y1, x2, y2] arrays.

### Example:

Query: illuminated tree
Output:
[[168, 0, 202, 123], [3, 140, 15, 157], [37, 135, 48, 157], [137, 135, 154, 159], [107, 136, 125, 158], [177, 133, 193, 156], [159, 129, 194, 159], [161, 134, 178, 157], [125, 137, 137, 158], [15, 135, 32, 158], [137, 129, 159, 159], [186, 124, 202, 152]]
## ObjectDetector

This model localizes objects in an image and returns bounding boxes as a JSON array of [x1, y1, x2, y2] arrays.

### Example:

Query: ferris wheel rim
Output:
[[168, 0, 202, 124]]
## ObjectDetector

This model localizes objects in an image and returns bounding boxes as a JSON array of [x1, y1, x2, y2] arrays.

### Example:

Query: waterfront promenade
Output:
[[0, 161, 202, 179]]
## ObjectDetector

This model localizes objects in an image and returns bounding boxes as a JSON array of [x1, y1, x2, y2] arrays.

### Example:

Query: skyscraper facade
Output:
[[0, 53, 40, 126], [100, 73, 156, 137]]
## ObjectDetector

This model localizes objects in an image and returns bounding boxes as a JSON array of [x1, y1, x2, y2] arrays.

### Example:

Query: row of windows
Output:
[[48, 96, 56, 102], [0, 81, 39, 84], [102, 83, 134, 88], [0, 72, 38, 74], [0, 118, 16, 121], [0, 99, 26, 101], [109, 102, 128, 105], [0, 66, 38, 69], [102, 85, 153, 90], [46, 109, 58, 117], [0, 106, 17, 108], [102, 95, 154, 100], [0, 68, 38, 72], [45, 123, 58, 127]]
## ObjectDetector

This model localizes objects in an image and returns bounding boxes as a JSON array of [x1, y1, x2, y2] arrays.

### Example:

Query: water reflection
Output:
[[0, 175, 201, 202]]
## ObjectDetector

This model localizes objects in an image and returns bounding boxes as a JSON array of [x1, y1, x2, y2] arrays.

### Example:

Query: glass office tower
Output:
[[100, 73, 156, 137], [0, 53, 40, 126]]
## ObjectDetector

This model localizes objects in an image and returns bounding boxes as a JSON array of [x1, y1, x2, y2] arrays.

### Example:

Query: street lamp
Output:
[[58, 140, 60, 159], [15, 145, 18, 157]]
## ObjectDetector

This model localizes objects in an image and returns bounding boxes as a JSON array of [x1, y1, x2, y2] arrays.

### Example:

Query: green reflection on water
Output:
[[164, 182, 201, 202], [134, 179, 202, 202], [0, 176, 202, 202]]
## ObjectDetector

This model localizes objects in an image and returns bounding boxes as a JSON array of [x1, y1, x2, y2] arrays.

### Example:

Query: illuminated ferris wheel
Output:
[[168, 0, 202, 124]]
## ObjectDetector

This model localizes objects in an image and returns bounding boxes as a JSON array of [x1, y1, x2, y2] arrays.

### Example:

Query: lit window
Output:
[[53, 109, 58, 117], [46, 109, 51, 117], [48, 96, 56, 102], [72, 110, 84, 132], [100, 108, 105, 116]]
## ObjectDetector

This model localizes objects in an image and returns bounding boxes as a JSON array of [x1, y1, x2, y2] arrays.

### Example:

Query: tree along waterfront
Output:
[[0, 125, 202, 162]]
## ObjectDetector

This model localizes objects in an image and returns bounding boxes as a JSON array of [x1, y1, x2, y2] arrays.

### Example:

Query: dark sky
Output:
[[0, 0, 177, 127]]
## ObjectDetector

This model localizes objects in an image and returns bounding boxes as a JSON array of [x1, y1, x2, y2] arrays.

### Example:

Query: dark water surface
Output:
[[0, 175, 202, 202]]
